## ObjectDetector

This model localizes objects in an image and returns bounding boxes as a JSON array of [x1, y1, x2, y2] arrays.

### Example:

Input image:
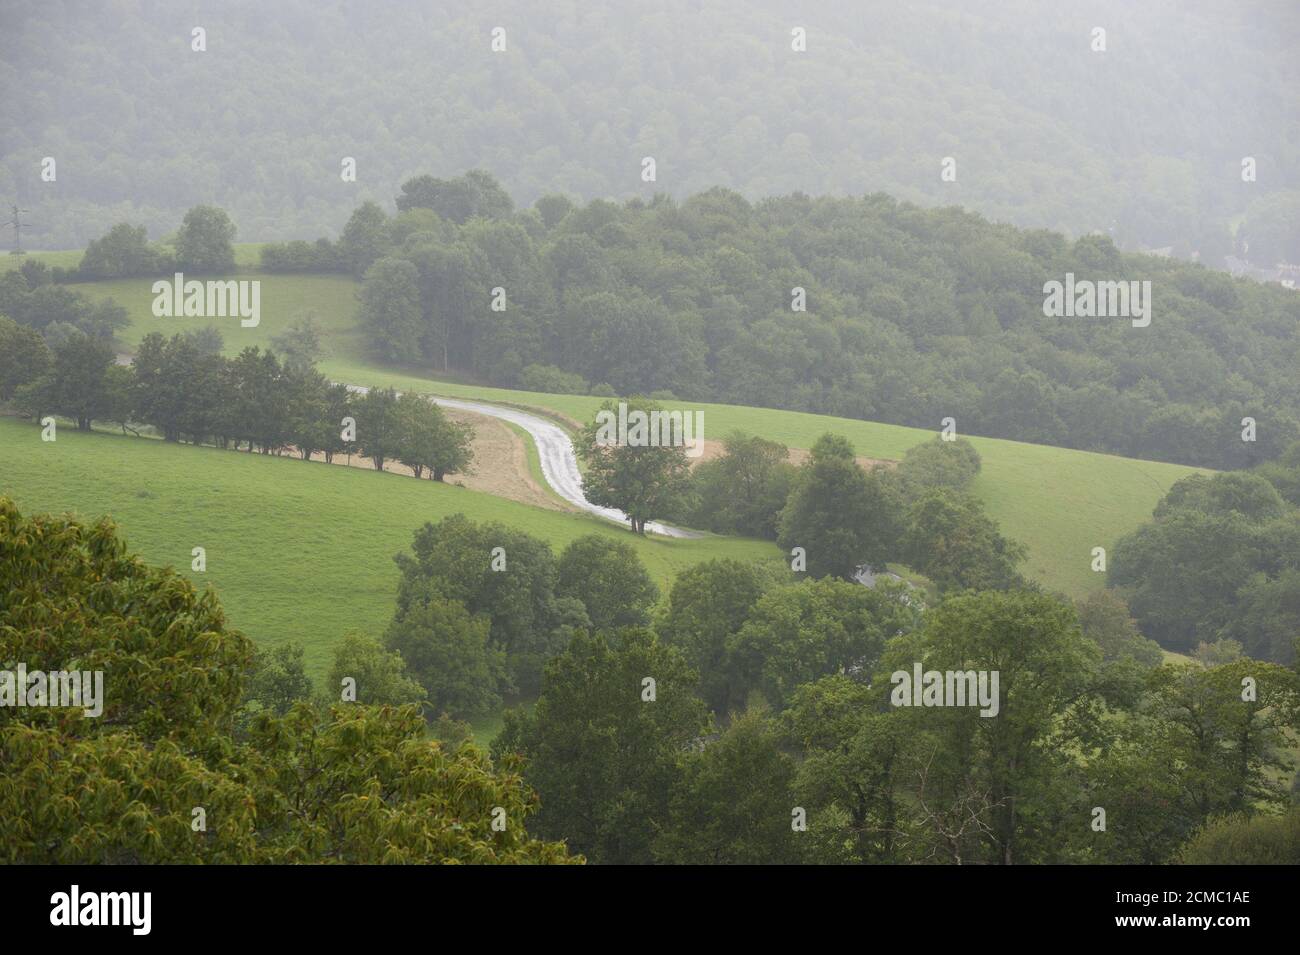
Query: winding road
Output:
[[346, 385, 700, 538]]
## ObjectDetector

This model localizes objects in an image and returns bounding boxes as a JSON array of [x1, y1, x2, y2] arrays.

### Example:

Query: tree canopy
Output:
[[0, 498, 575, 864]]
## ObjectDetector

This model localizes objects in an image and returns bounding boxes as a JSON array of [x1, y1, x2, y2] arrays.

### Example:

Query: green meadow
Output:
[[21, 246, 1207, 599], [2, 249, 84, 271], [1, 244, 267, 273], [0, 417, 777, 687], [324, 371, 1205, 598]]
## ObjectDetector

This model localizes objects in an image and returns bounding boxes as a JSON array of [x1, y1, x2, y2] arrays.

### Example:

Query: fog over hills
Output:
[[5, 0, 1300, 885], [3, 0, 1298, 263]]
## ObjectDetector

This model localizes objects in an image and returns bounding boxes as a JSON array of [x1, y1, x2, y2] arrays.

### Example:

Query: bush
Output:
[[79, 223, 165, 278], [1178, 810, 1300, 864], [260, 238, 342, 272], [325, 632, 426, 707], [897, 436, 982, 495]]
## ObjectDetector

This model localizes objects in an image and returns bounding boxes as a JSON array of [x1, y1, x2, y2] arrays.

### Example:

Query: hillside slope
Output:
[[33, 261, 1206, 598], [0, 417, 775, 683]]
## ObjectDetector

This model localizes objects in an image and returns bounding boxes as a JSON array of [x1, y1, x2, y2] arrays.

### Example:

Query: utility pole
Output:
[[5, 205, 31, 255]]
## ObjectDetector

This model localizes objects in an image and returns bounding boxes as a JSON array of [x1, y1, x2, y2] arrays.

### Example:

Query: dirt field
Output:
[[303, 408, 569, 511], [287, 412, 892, 510]]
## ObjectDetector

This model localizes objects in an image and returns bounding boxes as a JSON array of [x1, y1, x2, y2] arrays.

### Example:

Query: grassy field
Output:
[[23, 246, 1208, 597], [1, 244, 268, 273], [0, 417, 777, 688], [331, 372, 1204, 598], [2, 249, 84, 271]]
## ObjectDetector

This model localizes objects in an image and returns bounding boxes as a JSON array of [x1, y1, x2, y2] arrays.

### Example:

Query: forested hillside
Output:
[[4, 0, 1298, 263], [12, 173, 1299, 469], [328, 178, 1298, 470]]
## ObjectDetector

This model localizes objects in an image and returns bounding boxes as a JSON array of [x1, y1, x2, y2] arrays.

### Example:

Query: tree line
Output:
[[0, 321, 474, 481]]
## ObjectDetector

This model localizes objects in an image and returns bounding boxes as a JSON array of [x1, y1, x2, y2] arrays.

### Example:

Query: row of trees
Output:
[[83, 205, 238, 276], [0, 325, 474, 480], [57, 199, 369, 283], [20, 205, 243, 283]]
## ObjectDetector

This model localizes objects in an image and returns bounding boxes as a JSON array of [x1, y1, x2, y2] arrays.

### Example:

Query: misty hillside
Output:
[[5, 0, 1300, 885], [3, 0, 1298, 262]]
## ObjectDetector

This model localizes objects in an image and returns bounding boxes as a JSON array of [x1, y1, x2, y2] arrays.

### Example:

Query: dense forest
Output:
[[4, 0, 1299, 264], [341, 176, 1298, 470]]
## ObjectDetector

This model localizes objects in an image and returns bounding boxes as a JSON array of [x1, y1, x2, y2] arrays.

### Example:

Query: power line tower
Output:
[[5, 205, 32, 255]]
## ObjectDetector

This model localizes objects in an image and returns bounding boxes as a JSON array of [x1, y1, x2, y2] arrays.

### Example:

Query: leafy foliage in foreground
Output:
[[0, 499, 576, 864], [497, 583, 1300, 865]]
